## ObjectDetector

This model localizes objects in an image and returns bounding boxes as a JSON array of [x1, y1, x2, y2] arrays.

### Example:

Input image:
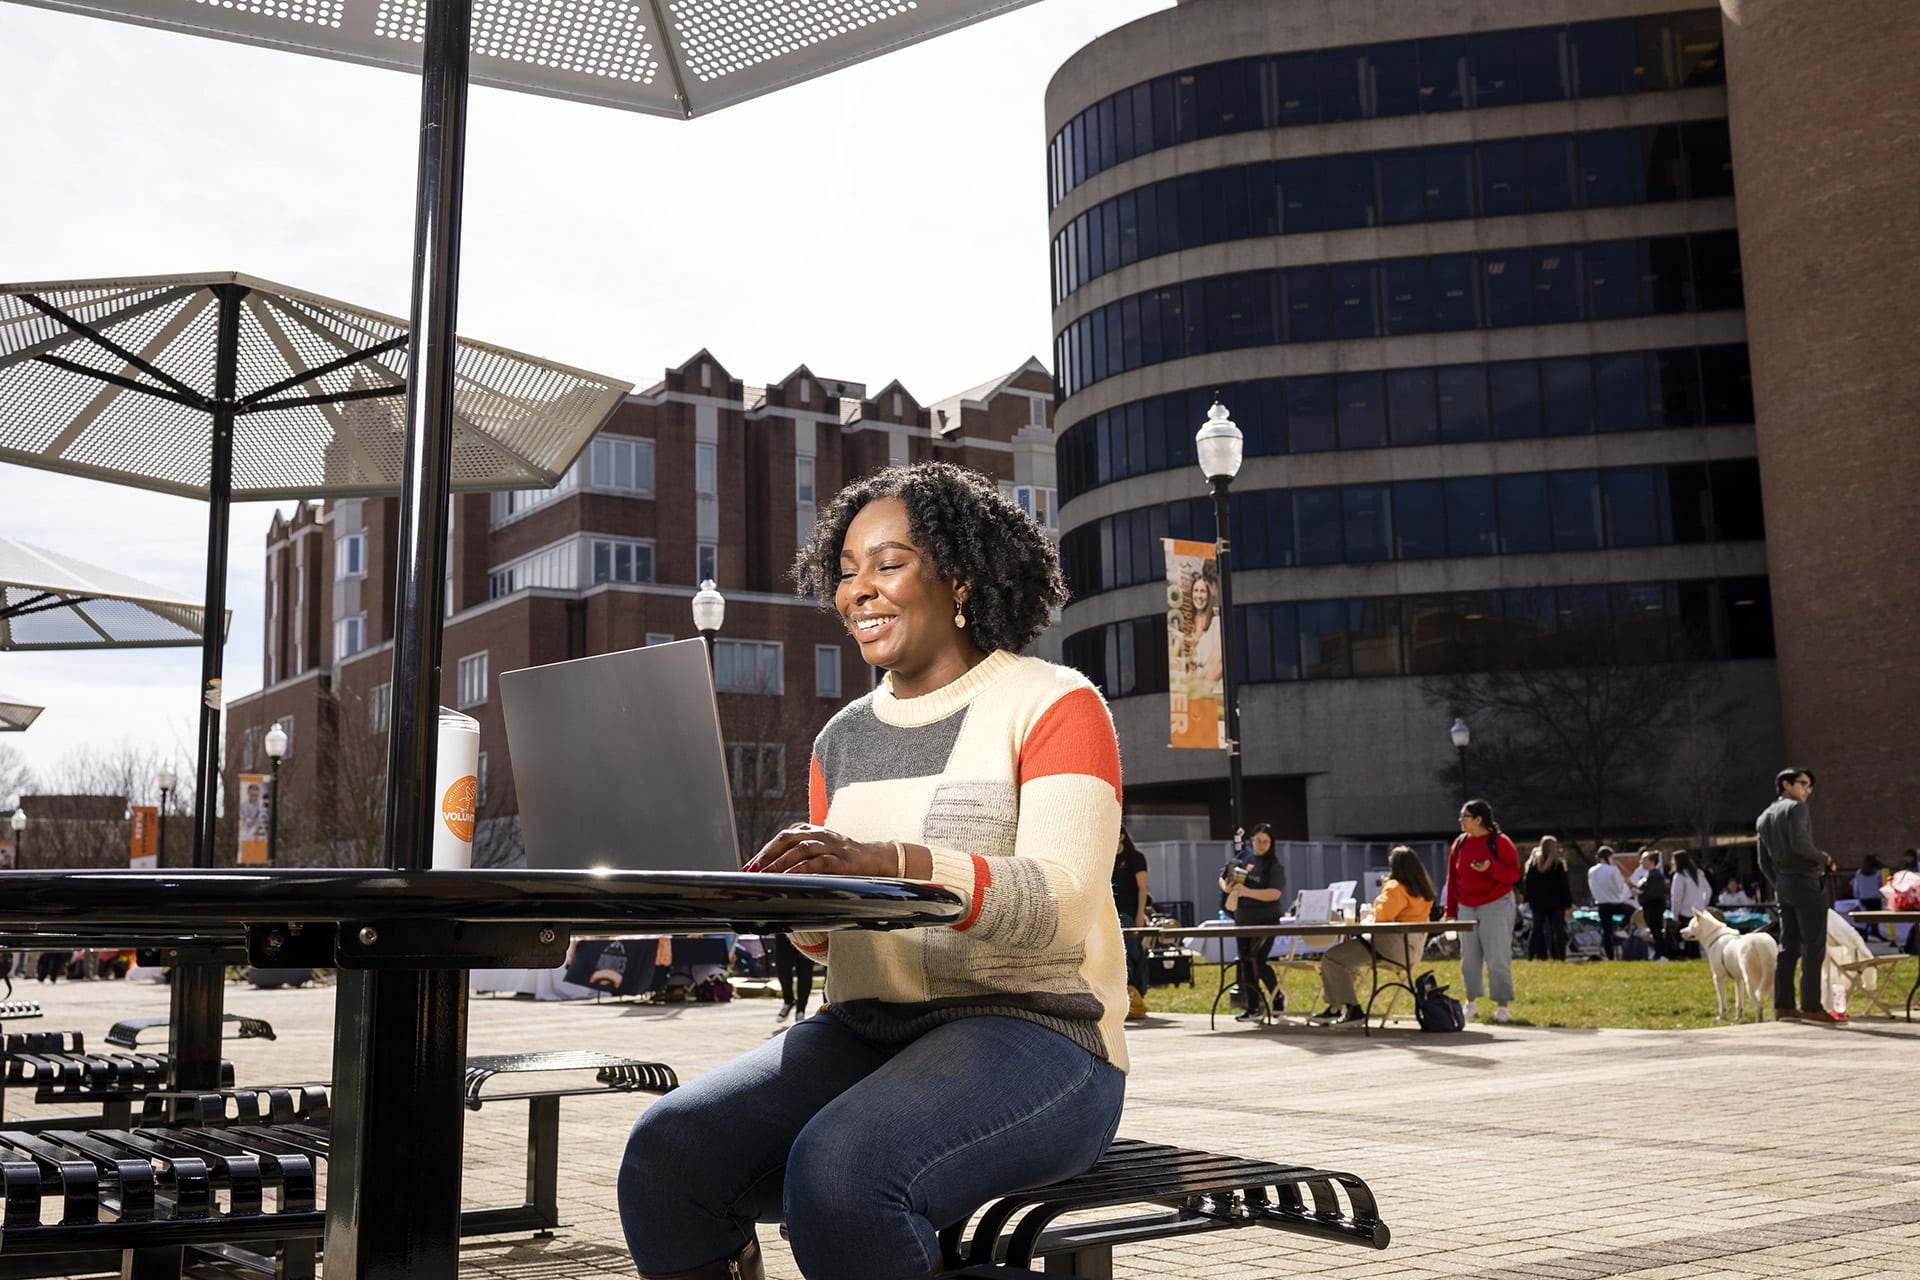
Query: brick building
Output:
[[225, 353, 1059, 866]]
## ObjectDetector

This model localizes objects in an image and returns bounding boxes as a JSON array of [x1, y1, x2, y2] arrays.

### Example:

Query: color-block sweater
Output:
[[792, 649, 1131, 1071]]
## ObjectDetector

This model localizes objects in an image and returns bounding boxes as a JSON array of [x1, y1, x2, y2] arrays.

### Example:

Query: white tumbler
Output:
[[433, 707, 481, 869]]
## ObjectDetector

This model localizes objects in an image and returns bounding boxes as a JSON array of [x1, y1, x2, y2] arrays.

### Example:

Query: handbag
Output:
[[1413, 970, 1465, 1033]]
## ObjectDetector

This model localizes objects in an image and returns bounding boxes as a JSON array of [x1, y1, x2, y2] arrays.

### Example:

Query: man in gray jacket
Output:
[[1755, 767, 1841, 1023]]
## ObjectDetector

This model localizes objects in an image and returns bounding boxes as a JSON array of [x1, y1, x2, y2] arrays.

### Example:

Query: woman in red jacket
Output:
[[1443, 798, 1522, 1023]]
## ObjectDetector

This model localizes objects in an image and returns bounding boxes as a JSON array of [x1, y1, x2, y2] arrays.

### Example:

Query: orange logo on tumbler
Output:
[[441, 776, 476, 843]]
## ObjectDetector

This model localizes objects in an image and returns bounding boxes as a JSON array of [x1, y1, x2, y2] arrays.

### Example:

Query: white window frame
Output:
[[336, 532, 367, 579], [588, 436, 655, 496], [1028, 396, 1047, 427], [276, 716, 294, 760], [815, 645, 842, 699], [695, 441, 718, 497], [242, 725, 260, 770], [457, 652, 489, 709], [335, 613, 367, 659], [713, 639, 783, 695], [1014, 485, 1058, 532], [697, 543, 718, 584], [727, 742, 787, 799], [369, 682, 391, 734], [796, 456, 816, 507], [591, 537, 656, 585]]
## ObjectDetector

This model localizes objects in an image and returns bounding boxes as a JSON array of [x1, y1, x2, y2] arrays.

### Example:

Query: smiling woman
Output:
[[618, 462, 1129, 1280]]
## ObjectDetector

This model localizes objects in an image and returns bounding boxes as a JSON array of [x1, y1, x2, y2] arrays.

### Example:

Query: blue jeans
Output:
[[1458, 894, 1515, 1004], [1119, 911, 1148, 992], [618, 1012, 1126, 1278]]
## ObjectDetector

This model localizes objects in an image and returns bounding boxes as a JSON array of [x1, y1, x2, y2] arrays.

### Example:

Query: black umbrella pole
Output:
[[326, 0, 473, 1274], [190, 284, 244, 870]]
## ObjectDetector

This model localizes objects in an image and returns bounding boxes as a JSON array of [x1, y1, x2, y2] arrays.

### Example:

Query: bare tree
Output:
[[1664, 679, 1740, 857], [0, 743, 34, 811]]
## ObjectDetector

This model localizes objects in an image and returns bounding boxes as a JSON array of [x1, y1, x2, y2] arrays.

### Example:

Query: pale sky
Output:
[[0, 0, 1169, 804]]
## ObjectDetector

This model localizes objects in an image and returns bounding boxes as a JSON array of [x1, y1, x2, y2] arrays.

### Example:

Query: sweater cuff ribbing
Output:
[[926, 846, 985, 930]]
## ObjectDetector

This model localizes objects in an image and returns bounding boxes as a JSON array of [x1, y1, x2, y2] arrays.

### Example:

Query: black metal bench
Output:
[[1, 1031, 235, 1130], [0, 1001, 42, 1023], [106, 1014, 278, 1049], [937, 1138, 1390, 1277]]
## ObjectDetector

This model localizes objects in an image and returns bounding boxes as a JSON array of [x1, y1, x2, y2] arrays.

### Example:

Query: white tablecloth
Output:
[[469, 965, 597, 1001]]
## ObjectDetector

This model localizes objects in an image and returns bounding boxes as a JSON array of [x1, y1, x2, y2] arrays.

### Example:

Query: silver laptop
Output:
[[500, 639, 742, 872]]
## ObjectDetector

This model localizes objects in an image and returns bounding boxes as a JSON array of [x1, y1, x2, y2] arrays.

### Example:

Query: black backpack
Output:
[[1413, 971, 1465, 1033]]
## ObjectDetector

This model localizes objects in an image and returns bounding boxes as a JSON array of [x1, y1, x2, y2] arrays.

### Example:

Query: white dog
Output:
[[1681, 910, 1777, 1023]]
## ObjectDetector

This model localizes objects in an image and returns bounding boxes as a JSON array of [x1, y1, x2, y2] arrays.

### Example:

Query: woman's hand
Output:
[[744, 824, 891, 878]]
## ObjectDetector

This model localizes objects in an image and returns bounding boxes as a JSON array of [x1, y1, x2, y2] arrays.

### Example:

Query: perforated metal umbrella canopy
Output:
[[0, 693, 43, 732], [0, 272, 632, 499], [0, 535, 224, 650]]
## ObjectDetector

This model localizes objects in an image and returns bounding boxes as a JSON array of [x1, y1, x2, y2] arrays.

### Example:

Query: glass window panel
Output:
[[1126, 400, 1148, 476], [1138, 289, 1162, 368], [1286, 375, 1335, 453], [1197, 169, 1230, 245], [1387, 367, 1438, 446], [1664, 462, 1712, 543], [1527, 136, 1578, 211], [1176, 172, 1205, 249], [1235, 487, 1269, 570], [1269, 602, 1300, 680], [1725, 576, 1775, 659], [1349, 598, 1403, 676], [1612, 582, 1674, 663], [1343, 484, 1392, 562], [1477, 138, 1527, 217], [1482, 249, 1532, 327], [1402, 594, 1456, 674], [614, 542, 633, 579], [1324, 152, 1377, 229], [1417, 34, 1468, 113], [1603, 466, 1661, 547], [1569, 18, 1632, 97], [1672, 579, 1715, 660], [1503, 587, 1559, 668], [1329, 263, 1378, 339], [1394, 480, 1446, 558], [1556, 585, 1614, 664], [1131, 508, 1153, 585], [1113, 88, 1134, 165], [1142, 397, 1167, 471], [1497, 473, 1553, 553], [1271, 157, 1323, 233], [1641, 123, 1687, 201], [1240, 605, 1273, 683], [1152, 75, 1176, 150], [1691, 229, 1745, 311], [1096, 97, 1115, 174], [1673, 11, 1726, 88], [1370, 41, 1420, 117], [1518, 26, 1569, 102], [1376, 149, 1425, 224], [1549, 469, 1604, 550], [1382, 257, 1431, 335], [1181, 282, 1207, 356], [1131, 83, 1154, 159], [1700, 343, 1755, 424], [1114, 193, 1139, 268], [1540, 356, 1594, 436], [1593, 351, 1650, 432], [1436, 364, 1490, 442], [1650, 348, 1704, 428], [1469, 29, 1520, 107], [1120, 296, 1142, 371], [1283, 267, 1329, 344], [1299, 600, 1350, 678], [1455, 592, 1502, 671], [1318, 46, 1366, 121], [1255, 379, 1287, 456], [1579, 128, 1642, 206], [1271, 51, 1318, 126], [1336, 372, 1387, 450], [1205, 276, 1232, 350], [1295, 488, 1344, 564], [1489, 361, 1542, 439], [1532, 245, 1583, 323], [1682, 118, 1735, 199], [593, 541, 611, 582], [1265, 489, 1294, 566], [1585, 239, 1644, 319], [1644, 234, 1694, 313], [1424, 143, 1474, 219], [1709, 458, 1766, 541], [1245, 160, 1277, 237], [1430, 253, 1481, 330], [1445, 475, 1497, 555], [1632, 15, 1674, 91]]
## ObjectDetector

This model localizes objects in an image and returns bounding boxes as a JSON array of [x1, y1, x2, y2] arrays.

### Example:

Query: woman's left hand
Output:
[[744, 824, 890, 877]]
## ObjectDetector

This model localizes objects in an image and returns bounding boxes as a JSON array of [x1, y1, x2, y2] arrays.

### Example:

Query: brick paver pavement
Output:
[[11, 975, 1918, 1278]]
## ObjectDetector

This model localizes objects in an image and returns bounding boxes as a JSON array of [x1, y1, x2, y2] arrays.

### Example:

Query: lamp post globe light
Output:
[[692, 579, 726, 671], [156, 765, 176, 867], [263, 722, 288, 867], [1450, 717, 1472, 807], [9, 807, 24, 871], [1196, 399, 1247, 856]]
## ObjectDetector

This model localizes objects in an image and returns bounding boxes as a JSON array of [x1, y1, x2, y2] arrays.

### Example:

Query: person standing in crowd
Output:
[[1443, 799, 1522, 1022], [770, 934, 815, 1026], [1670, 850, 1713, 959], [1587, 847, 1637, 960], [1113, 829, 1150, 1020], [1522, 836, 1573, 961], [1851, 856, 1887, 942], [1220, 822, 1286, 1022], [1757, 767, 1843, 1024], [1310, 846, 1437, 1026], [620, 463, 1129, 1279], [1636, 852, 1671, 959]]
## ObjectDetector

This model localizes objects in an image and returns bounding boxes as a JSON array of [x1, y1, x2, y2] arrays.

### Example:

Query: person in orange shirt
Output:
[[1309, 847, 1438, 1027]]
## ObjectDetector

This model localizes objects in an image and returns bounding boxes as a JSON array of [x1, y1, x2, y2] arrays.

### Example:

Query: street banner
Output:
[[238, 773, 271, 866], [0, 840, 12, 870], [1165, 537, 1225, 750], [130, 805, 159, 869]]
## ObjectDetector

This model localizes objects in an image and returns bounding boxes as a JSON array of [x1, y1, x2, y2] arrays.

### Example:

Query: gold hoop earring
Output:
[[954, 603, 967, 629]]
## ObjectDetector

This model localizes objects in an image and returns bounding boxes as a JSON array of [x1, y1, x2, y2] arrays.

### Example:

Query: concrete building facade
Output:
[[1046, 1, 1796, 846], [226, 353, 1059, 866]]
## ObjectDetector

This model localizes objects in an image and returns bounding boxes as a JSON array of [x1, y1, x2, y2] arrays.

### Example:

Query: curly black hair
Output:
[[792, 461, 1067, 655]]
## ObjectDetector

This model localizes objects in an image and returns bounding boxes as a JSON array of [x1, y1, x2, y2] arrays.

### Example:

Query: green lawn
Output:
[[1144, 955, 1919, 1030]]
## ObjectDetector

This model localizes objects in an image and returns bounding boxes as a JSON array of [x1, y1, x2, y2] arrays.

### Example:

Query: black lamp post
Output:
[[263, 722, 288, 867], [8, 808, 23, 871], [156, 765, 175, 868], [1450, 716, 1472, 806], [1195, 398, 1246, 856], [691, 578, 726, 673]]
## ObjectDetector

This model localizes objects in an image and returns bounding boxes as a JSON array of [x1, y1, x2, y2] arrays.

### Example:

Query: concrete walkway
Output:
[[11, 975, 1917, 1278]]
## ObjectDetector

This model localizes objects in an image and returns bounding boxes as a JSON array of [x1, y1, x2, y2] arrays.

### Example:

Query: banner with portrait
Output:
[[1165, 537, 1225, 750], [237, 773, 271, 866]]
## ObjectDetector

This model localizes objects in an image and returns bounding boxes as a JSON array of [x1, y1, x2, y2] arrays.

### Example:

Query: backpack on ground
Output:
[[1413, 971, 1464, 1033]]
